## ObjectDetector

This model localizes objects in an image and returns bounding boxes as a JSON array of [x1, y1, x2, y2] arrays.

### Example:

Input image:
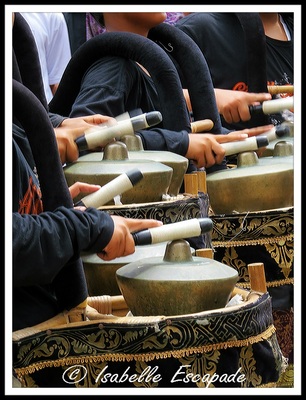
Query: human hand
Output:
[[214, 89, 272, 123], [186, 124, 274, 168], [218, 124, 275, 141], [55, 115, 116, 164], [69, 182, 101, 200], [69, 182, 101, 211], [60, 114, 116, 131], [97, 216, 163, 261]]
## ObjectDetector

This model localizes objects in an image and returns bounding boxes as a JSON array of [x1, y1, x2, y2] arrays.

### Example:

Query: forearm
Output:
[[137, 128, 189, 156], [13, 207, 114, 287], [48, 111, 68, 128]]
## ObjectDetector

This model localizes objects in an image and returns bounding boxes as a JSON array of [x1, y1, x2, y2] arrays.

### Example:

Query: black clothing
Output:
[[176, 12, 293, 130], [68, 56, 192, 158], [13, 138, 115, 331], [63, 12, 87, 55], [70, 56, 162, 119], [12, 13, 113, 332], [68, 55, 227, 171], [12, 112, 66, 172]]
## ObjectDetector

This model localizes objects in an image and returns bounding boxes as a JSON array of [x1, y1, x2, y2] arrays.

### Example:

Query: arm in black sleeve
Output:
[[137, 127, 229, 173], [136, 128, 190, 157], [48, 111, 68, 128], [13, 206, 114, 287]]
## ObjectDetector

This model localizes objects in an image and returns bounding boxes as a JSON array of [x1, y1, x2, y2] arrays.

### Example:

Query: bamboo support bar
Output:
[[196, 248, 214, 258], [87, 295, 127, 313], [184, 173, 198, 195], [109, 295, 127, 310], [195, 170, 207, 193], [248, 262, 267, 293]]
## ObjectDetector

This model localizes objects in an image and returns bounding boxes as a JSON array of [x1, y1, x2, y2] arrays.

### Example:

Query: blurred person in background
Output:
[[21, 12, 71, 102], [176, 12, 293, 130]]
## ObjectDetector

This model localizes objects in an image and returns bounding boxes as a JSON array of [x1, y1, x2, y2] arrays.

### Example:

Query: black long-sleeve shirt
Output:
[[13, 138, 115, 330], [176, 12, 294, 130], [67, 55, 227, 173]]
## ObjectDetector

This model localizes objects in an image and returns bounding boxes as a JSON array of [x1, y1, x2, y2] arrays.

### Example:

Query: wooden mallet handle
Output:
[[268, 85, 294, 95], [248, 262, 267, 293], [191, 119, 214, 133]]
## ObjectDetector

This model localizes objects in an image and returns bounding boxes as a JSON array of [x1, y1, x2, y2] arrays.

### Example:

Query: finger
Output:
[[85, 115, 116, 126], [237, 104, 252, 122], [251, 92, 272, 101], [204, 152, 217, 168], [100, 234, 133, 260], [216, 133, 248, 144], [221, 109, 234, 124], [96, 250, 111, 261], [73, 206, 86, 212], [211, 144, 225, 164], [69, 182, 81, 198], [69, 182, 101, 198], [125, 218, 163, 233], [241, 124, 275, 137], [192, 153, 205, 169], [230, 109, 242, 124]]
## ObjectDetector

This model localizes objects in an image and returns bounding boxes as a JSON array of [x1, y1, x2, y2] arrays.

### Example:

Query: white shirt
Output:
[[21, 13, 71, 103]]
